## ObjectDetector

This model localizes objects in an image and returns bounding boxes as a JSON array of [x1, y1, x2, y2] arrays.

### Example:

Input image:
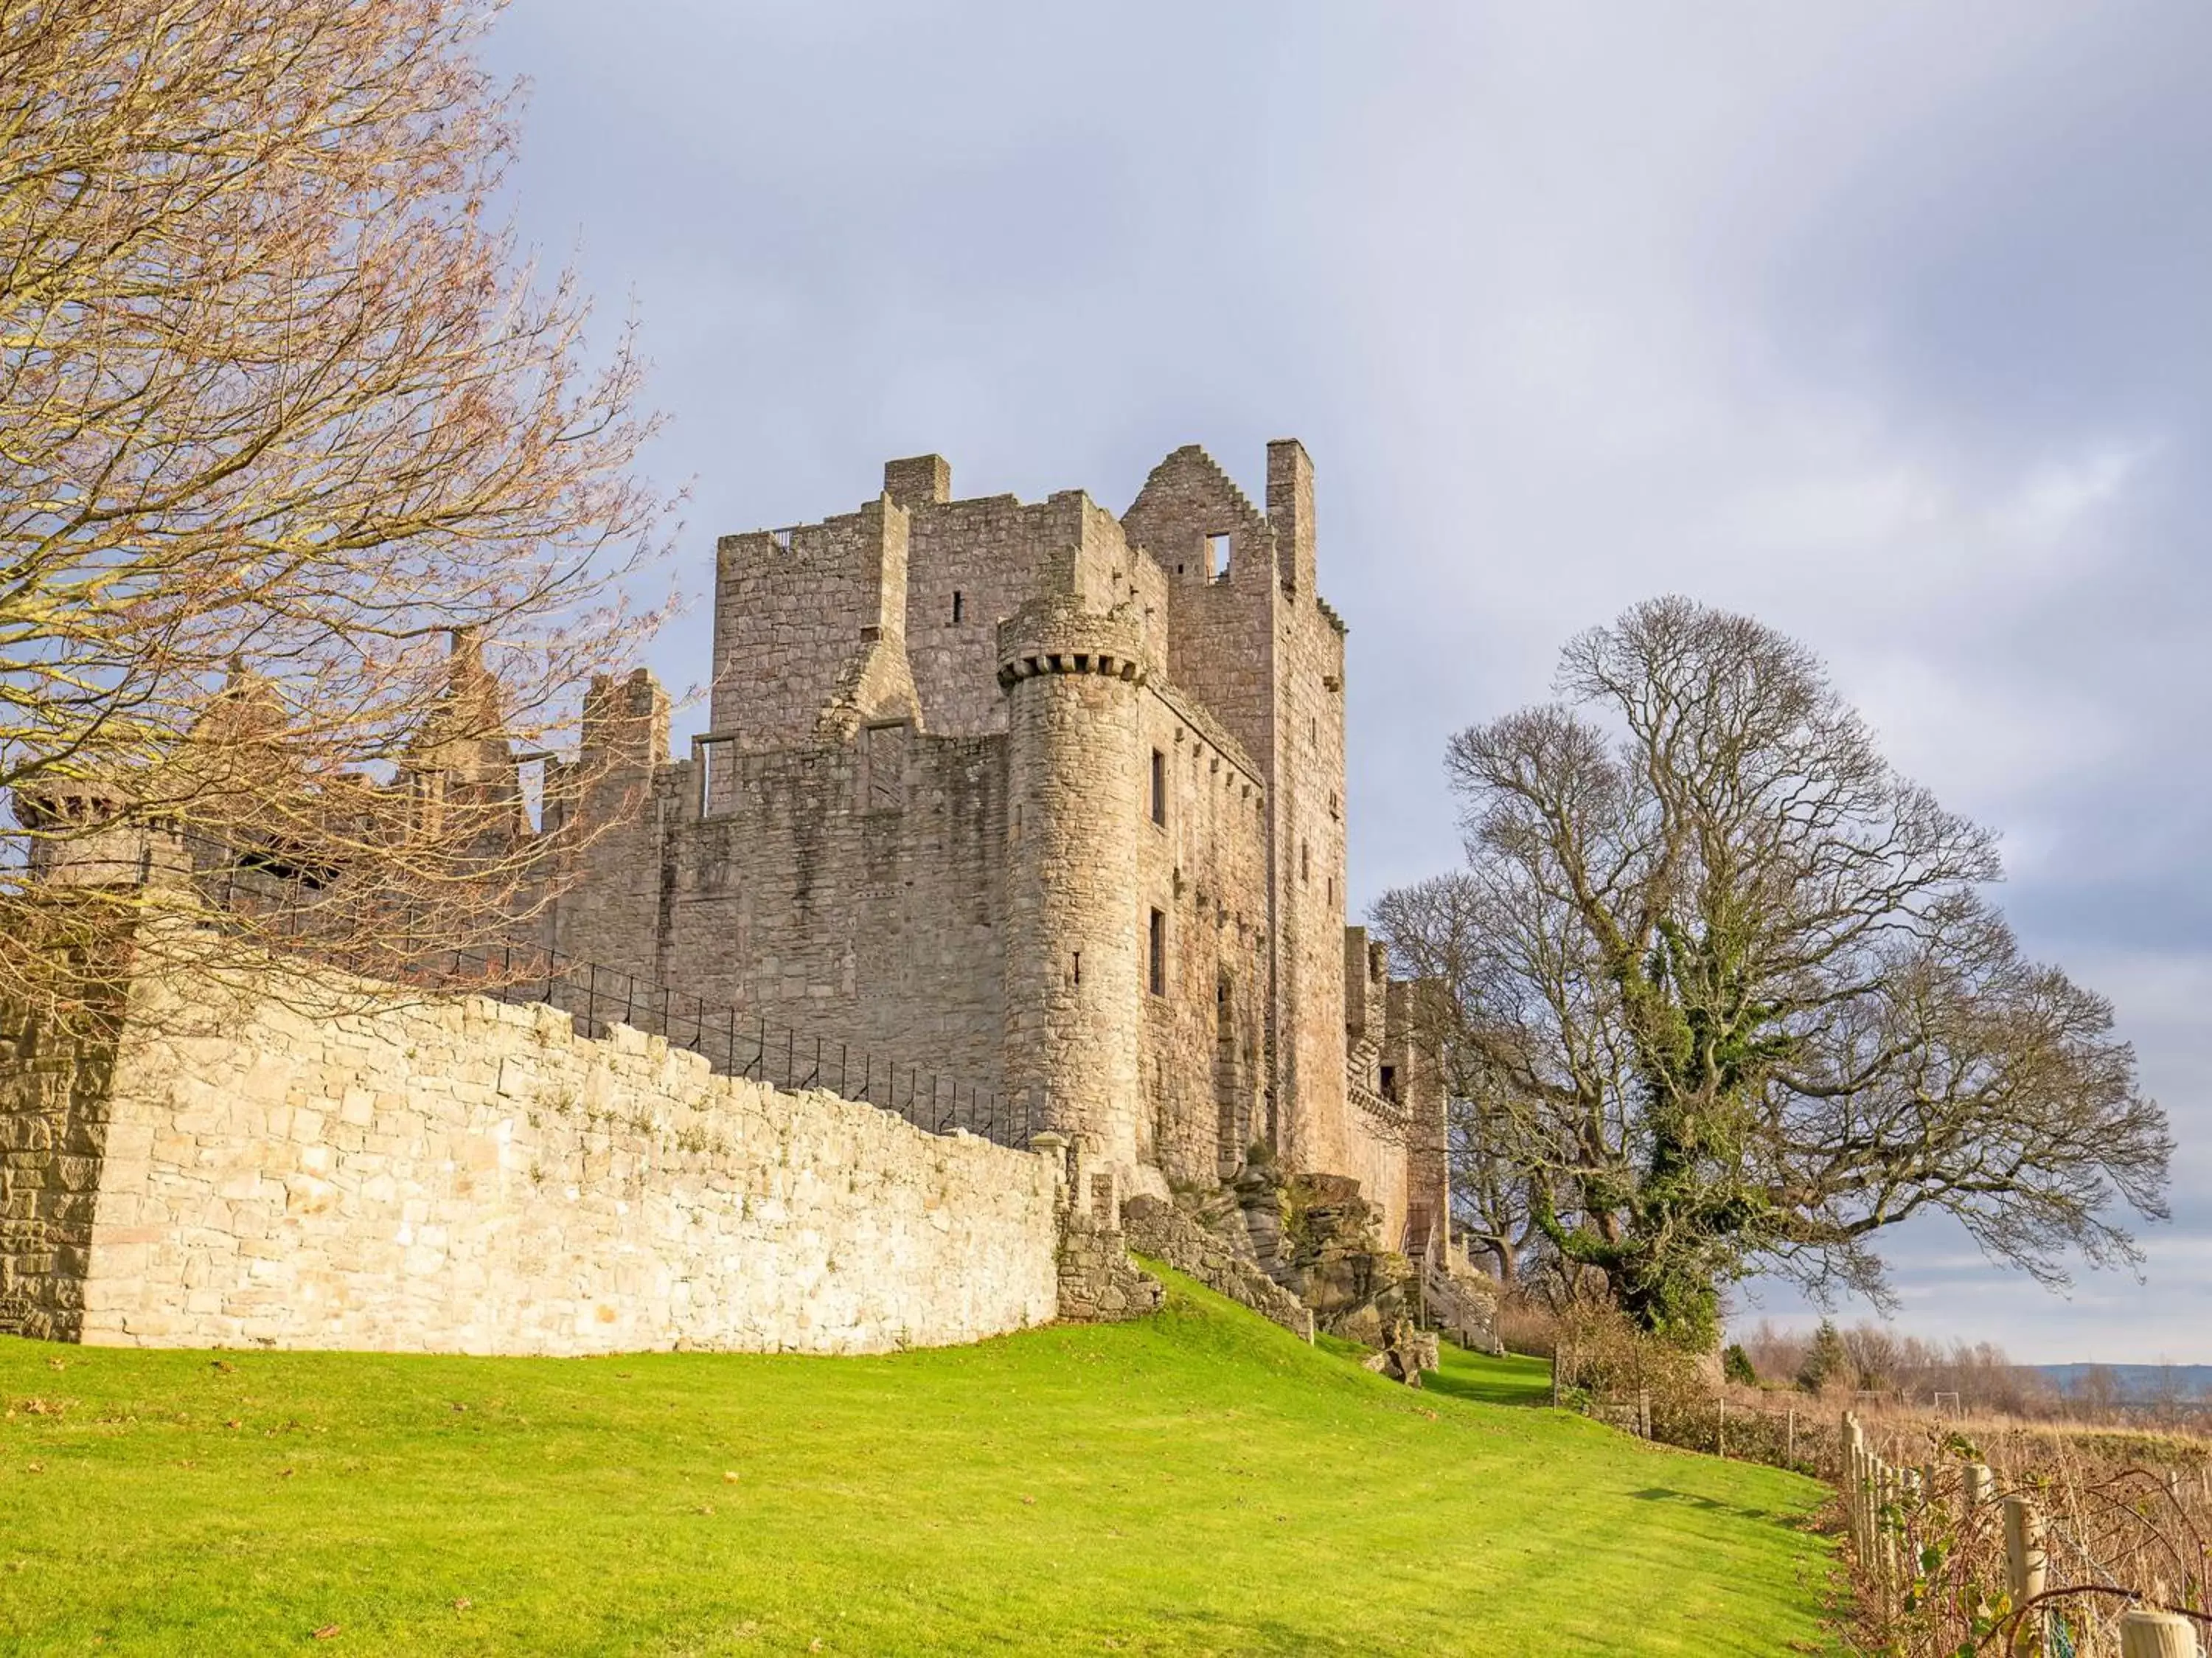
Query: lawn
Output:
[[0, 1272, 1838, 1655]]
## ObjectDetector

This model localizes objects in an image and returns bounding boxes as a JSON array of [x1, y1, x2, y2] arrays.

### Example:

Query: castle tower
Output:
[[998, 599, 1149, 1178]]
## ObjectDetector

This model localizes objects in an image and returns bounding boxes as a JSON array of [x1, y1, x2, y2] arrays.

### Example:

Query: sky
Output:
[[481, 1, 2212, 1364]]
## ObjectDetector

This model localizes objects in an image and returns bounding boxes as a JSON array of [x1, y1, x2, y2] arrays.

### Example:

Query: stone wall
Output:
[[550, 720, 1014, 1106], [0, 1008, 120, 1342], [6, 974, 1062, 1356], [1135, 679, 1271, 1187]]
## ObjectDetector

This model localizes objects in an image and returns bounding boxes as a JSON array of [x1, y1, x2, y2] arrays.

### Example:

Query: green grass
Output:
[[0, 1272, 1838, 1655]]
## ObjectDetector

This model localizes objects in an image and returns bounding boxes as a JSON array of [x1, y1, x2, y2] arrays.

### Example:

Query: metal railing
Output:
[[56, 826, 1033, 1149], [383, 940, 1034, 1150]]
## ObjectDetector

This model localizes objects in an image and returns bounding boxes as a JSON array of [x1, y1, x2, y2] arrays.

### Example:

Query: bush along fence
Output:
[[1835, 1411, 2208, 1657], [1549, 1311, 1861, 1480]]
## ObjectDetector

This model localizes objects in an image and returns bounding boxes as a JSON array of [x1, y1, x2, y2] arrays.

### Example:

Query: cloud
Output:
[[484, 0, 2212, 1363]]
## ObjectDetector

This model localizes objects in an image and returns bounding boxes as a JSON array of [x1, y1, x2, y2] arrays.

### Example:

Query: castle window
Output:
[[1148, 908, 1166, 996], [1150, 749, 1166, 826], [1300, 840, 1310, 884], [1380, 1064, 1399, 1103], [1207, 531, 1230, 582], [1072, 949, 1082, 985], [952, 590, 964, 624]]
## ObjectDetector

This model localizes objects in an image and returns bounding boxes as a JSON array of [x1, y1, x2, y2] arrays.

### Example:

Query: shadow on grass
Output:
[[1630, 1487, 1783, 1524]]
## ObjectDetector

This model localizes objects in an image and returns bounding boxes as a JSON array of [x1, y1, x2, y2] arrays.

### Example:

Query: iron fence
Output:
[[389, 940, 1034, 1150], [105, 830, 1035, 1149]]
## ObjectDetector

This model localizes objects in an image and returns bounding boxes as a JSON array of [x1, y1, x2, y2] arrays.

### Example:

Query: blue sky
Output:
[[484, 2, 2211, 1364]]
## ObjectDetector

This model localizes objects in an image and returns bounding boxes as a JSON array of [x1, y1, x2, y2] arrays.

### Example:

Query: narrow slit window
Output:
[[1150, 749, 1166, 826], [1148, 908, 1166, 996], [952, 590, 964, 624], [1072, 949, 1082, 985], [1380, 1064, 1398, 1103], [1300, 840, 1310, 884]]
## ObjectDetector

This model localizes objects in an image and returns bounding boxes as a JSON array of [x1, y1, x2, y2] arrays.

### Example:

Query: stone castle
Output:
[[2, 437, 1481, 1359], [546, 440, 1447, 1252]]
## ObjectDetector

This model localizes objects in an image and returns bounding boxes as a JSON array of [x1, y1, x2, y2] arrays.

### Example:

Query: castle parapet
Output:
[[993, 600, 1147, 689]]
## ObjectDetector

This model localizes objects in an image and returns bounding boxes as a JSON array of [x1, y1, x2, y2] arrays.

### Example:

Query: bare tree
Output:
[[1, 0, 672, 1019], [1371, 872, 1545, 1283], [2073, 1364, 2124, 1421], [1382, 597, 2171, 1345]]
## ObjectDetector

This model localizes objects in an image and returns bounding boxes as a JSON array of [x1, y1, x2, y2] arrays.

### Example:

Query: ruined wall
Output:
[[1387, 979, 1453, 1257], [1264, 441, 1354, 1184], [1121, 443, 1352, 1180], [711, 496, 916, 751], [19, 977, 1061, 1355], [541, 668, 678, 985]]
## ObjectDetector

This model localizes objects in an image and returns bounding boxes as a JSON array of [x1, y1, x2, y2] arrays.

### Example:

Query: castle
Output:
[[547, 440, 1449, 1251]]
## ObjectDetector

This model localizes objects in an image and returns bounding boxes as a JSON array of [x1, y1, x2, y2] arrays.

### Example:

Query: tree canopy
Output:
[[1375, 597, 2170, 1346]]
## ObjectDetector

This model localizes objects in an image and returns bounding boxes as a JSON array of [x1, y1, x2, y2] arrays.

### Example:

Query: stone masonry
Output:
[[0, 970, 1061, 1355], [546, 440, 1451, 1250]]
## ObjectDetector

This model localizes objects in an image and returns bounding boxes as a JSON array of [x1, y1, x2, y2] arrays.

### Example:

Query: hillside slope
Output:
[[0, 1273, 1836, 1655]]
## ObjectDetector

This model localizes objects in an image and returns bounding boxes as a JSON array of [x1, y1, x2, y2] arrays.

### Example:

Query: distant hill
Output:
[[2034, 1363, 2212, 1401]]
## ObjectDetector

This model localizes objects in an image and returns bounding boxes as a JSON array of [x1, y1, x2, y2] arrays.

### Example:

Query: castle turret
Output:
[[997, 600, 1148, 1179]]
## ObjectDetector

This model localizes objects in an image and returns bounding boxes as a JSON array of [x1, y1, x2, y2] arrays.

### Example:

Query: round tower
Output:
[[998, 601, 1149, 1179]]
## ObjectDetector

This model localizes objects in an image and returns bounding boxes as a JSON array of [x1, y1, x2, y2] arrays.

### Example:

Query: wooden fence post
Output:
[[1879, 1460, 1898, 1598], [1902, 1467, 1924, 1574], [2003, 1495, 2045, 1598], [2004, 1495, 2046, 1654], [1784, 1404, 1795, 1468], [1966, 1462, 1994, 1518], [2119, 1609, 2199, 1658], [1843, 1416, 1868, 1566], [1717, 1393, 1726, 1459]]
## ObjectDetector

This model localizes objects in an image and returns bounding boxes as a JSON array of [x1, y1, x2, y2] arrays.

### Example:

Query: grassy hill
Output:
[[0, 1272, 1838, 1655]]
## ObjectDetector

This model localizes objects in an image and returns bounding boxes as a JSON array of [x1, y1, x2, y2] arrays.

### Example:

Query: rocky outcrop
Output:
[[1121, 1194, 1313, 1341], [1239, 1166, 1421, 1345], [1360, 1318, 1441, 1386]]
